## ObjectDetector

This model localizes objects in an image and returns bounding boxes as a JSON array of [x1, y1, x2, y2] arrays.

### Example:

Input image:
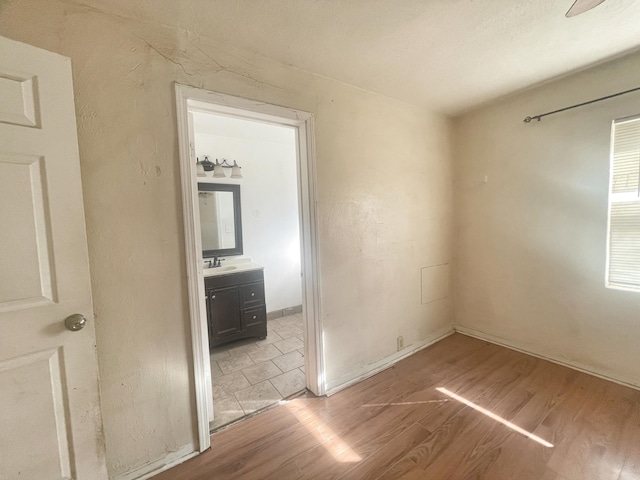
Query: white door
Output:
[[0, 36, 107, 479]]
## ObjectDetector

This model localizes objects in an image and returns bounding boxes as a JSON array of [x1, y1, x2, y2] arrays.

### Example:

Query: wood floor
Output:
[[153, 334, 640, 480]]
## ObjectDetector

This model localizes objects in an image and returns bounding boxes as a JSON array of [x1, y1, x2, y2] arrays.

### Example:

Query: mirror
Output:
[[198, 183, 243, 257]]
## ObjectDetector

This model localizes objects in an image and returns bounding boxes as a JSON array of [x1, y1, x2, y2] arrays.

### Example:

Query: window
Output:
[[607, 115, 640, 291]]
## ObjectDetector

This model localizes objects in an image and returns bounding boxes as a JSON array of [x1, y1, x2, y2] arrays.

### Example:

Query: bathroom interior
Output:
[[191, 110, 307, 431]]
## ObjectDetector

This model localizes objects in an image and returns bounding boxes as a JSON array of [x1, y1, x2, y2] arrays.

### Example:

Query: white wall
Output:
[[0, 1, 453, 477], [454, 49, 640, 389], [193, 113, 302, 312]]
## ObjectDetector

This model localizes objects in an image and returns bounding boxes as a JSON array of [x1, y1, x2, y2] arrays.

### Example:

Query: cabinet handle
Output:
[[251, 292, 255, 297], [253, 315, 257, 320], [212, 295, 216, 299]]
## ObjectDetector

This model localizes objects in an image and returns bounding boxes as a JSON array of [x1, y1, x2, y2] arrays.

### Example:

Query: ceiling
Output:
[[86, 0, 640, 114]]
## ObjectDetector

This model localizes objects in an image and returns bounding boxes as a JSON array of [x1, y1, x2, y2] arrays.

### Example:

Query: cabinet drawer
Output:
[[242, 306, 266, 329], [239, 281, 265, 308]]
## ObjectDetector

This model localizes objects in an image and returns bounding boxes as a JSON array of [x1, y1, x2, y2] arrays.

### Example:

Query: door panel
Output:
[[0, 72, 39, 127], [0, 153, 55, 311], [0, 349, 73, 479], [0, 36, 107, 479]]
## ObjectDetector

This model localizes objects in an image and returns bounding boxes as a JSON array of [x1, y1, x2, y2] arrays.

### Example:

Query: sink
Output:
[[203, 260, 263, 277]]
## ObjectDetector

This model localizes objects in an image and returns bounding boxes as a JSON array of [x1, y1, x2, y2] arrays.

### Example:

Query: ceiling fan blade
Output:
[[566, 0, 607, 17]]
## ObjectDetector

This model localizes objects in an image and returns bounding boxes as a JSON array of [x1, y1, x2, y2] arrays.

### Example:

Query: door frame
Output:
[[174, 84, 324, 452]]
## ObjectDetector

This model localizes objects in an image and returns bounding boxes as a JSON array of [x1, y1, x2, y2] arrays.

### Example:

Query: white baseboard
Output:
[[113, 443, 197, 480], [325, 327, 454, 396], [454, 325, 640, 392]]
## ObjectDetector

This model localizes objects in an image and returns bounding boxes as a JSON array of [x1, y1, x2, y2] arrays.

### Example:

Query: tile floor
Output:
[[209, 313, 306, 430]]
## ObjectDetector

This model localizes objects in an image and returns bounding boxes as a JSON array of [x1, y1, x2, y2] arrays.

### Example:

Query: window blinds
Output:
[[607, 116, 640, 290]]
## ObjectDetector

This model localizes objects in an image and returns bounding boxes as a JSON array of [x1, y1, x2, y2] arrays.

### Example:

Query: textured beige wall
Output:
[[0, 0, 452, 476], [454, 50, 640, 388]]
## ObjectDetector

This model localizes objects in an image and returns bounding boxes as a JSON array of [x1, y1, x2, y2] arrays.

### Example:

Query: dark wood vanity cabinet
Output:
[[205, 269, 267, 348]]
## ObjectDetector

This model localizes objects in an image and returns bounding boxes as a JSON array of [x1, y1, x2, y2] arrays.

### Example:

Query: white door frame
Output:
[[174, 84, 324, 452]]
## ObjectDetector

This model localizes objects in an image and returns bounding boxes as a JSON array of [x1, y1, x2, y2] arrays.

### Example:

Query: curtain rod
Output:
[[523, 86, 640, 123]]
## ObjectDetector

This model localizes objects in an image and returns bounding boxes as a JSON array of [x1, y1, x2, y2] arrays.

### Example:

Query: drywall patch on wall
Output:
[[421, 264, 449, 304]]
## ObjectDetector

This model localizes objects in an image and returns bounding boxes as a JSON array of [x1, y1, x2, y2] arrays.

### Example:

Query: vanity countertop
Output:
[[203, 257, 264, 278]]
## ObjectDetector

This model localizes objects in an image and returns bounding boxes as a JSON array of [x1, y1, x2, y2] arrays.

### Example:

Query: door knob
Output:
[[64, 314, 87, 331]]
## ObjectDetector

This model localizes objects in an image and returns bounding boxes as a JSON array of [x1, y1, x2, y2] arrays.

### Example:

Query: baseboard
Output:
[[267, 304, 303, 320], [112, 443, 197, 480], [325, 327, 454, 396], [454, 325, 640, 392]]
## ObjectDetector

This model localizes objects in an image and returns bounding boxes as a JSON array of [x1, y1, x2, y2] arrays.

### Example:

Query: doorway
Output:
[[175, 85, 324, 452], [194, 111, 304, 430]]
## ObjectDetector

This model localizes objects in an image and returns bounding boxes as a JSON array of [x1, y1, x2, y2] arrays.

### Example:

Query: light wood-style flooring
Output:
[[154, 333, 640, 480]]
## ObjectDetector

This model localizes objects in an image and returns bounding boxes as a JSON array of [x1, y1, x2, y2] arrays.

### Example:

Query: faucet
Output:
[[205, 257, 224, 268]]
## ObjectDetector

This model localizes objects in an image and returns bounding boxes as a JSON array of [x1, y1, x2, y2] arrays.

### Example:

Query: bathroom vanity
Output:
[[204, 262, 267, 348], [199, 182, 267, 347]]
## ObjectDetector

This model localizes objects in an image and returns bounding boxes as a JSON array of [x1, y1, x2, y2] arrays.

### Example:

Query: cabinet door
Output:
[[209, 286, 242, 338]]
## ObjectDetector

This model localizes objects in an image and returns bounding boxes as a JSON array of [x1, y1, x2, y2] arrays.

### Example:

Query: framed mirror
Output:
[[198, 183, 243, 257]]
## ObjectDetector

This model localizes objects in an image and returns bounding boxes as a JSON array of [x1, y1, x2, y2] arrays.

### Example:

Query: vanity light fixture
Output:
[[196, 156, 213, 177], [196, 155, 243, 179], [196, 161, 206, 176], [214, 158, 243, 179]]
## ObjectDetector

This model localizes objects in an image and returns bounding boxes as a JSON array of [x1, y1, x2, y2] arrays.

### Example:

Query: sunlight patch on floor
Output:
[[286, 401, 362, 462], [361, 400, 449, 407], [436, 387, 554, 448]]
